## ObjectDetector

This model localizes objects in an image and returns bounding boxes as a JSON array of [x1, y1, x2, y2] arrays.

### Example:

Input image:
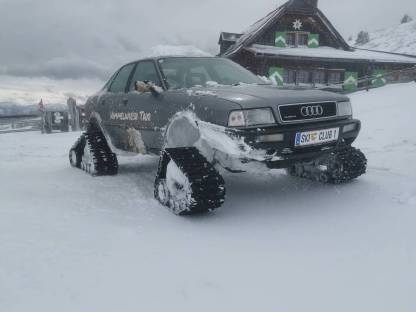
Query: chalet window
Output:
[[286, 32, 309, 47], [313, 71, 326, 84], [297, 70, 310, 84], [328, 71, 342, 85], [284, 69, 297, 84], [283, 69, 313, 85], [286, 33, 296, 46], [283, 69, 345, 85], [297, 34, 308, 46]]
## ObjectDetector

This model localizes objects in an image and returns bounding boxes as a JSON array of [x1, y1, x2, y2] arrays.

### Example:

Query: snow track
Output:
[[1, 83, 416, 311]]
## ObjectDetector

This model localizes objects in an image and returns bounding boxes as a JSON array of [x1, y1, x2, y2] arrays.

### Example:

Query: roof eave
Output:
[[222, 4, 288, 57], [244, 47, 416, 64]]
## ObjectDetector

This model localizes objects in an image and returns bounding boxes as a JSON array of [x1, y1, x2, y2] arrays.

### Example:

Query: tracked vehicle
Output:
[[69, 57, 367, 215]]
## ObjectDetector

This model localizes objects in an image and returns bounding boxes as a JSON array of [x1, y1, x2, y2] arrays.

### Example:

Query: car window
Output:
[[158, 58, 263, 89], [129, 61, 162, 91], [186, 66, 213, 88], [102, 70, 118, 91], [109, 63, 135, 93], [212, 63, 249, 85]]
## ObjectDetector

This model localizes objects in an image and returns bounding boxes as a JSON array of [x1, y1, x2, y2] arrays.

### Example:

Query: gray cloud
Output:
[[4, 57, 109, 80], [0, 0, 415, 80]]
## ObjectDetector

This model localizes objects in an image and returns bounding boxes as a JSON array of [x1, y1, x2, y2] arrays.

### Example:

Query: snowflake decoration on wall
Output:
[[293, 19, 303, 30]]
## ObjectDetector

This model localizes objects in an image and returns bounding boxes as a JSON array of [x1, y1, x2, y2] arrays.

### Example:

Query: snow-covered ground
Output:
[[1, 83, 416, 312]]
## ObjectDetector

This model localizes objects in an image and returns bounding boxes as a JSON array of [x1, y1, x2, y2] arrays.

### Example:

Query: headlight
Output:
[[228, 108, 276, 127], [337, 101, 353, 117]]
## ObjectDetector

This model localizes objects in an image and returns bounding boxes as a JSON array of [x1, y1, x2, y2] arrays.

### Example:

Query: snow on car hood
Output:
[[190, 84, 349, 109]]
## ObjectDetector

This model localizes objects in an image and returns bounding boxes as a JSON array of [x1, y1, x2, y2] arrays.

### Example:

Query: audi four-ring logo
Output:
[[300, 105, 324, 117]]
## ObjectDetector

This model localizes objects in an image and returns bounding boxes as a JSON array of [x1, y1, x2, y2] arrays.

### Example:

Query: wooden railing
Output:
[[317, 66, 416, 94], [0, 115, 41, 134]]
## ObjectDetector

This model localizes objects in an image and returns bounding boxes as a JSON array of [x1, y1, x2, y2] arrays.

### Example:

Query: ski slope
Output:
[[354, 20, 416, 55], [1, 83, 416, 312]]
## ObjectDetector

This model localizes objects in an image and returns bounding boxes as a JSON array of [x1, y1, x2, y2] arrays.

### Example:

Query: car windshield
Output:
[[158, 57, 265, 90]]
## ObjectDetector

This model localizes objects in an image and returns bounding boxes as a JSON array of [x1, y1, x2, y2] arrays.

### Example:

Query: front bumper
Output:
[[210, 118, 361, 171]]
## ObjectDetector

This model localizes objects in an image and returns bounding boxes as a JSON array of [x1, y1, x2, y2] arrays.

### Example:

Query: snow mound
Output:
[[354, 20, 416, 55], [165, 160, 193, 213], [145, 45, 212, 58]]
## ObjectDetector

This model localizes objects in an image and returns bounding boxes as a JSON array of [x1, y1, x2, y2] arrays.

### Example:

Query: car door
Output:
[[124, 60, 173, 152], [100, 63, 136, 150]]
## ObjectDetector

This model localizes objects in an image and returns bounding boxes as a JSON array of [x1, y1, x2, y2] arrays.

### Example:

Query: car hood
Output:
[[191, 85, 349, 109]]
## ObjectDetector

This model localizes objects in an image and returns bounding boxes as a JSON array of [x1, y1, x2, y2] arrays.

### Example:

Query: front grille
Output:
[[278, 102, 337, 123]]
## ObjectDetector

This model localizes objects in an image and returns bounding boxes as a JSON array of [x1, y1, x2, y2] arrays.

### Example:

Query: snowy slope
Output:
[[354, 20, 416, 55], [1, 83, 416, 312]]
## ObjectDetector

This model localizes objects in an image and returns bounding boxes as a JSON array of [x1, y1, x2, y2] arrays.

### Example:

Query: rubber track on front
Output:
[[289, 146, 367, 184], [163, 148, 226, 215], [83, 132, 118, 176], [328, 146, 367, 184]]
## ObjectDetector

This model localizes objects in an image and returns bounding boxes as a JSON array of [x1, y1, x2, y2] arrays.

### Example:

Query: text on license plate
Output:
[[295, 128, 339, 147]]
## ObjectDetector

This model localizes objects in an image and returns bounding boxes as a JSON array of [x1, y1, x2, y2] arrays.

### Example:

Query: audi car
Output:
[[69, 56, 367, 215]]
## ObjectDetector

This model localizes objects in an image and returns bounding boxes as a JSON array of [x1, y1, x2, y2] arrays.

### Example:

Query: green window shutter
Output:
[[372, 69, 387, 87], [343, 72, 358, 91], [275, 32, 287, 48], [308, 34, 319, 48], [269, 67, 285, 86]]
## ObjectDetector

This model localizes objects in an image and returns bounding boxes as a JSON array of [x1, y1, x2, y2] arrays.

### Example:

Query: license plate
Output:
[[295, 128, 339, 147]]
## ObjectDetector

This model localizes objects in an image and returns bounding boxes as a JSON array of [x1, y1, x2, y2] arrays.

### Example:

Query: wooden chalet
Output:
[[219, 0, 416, 90]]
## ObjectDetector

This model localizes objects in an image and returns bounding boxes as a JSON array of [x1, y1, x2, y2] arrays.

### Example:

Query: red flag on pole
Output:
[[38, 99, 45, 112]]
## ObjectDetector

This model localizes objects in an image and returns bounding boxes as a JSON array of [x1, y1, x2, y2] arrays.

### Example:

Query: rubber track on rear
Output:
[[83, 132, 118, 176], [69, 134, 86, 168]]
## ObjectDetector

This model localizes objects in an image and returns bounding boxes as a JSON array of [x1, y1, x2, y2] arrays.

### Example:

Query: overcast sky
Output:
[[0, 0, 415, 82]]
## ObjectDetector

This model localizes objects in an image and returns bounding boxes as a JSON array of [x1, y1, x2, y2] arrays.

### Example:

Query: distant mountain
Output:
[[0, 102, 69, 117], [0, 102, 40, 117], [352, 20, 416, 56]]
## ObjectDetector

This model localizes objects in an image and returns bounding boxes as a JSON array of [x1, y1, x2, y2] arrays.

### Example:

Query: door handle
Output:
[[122, 98, 128, 105]]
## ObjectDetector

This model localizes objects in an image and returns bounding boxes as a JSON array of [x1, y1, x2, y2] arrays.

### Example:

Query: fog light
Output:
[[257, 133, 284, 143], [343, 124, 356, 133]]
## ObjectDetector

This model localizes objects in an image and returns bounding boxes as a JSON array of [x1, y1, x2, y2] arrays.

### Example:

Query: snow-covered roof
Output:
[[219, 32, 242, 43], [223, 6, 286, 56], [222, 1, 350, 57], [246, 44, 416, 64]]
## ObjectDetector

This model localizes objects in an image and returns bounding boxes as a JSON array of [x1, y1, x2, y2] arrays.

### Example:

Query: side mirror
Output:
[[135, 81, 163, 96]]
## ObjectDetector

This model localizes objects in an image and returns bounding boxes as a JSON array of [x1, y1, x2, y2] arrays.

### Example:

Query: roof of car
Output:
[[135, 56, 220, 62]]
